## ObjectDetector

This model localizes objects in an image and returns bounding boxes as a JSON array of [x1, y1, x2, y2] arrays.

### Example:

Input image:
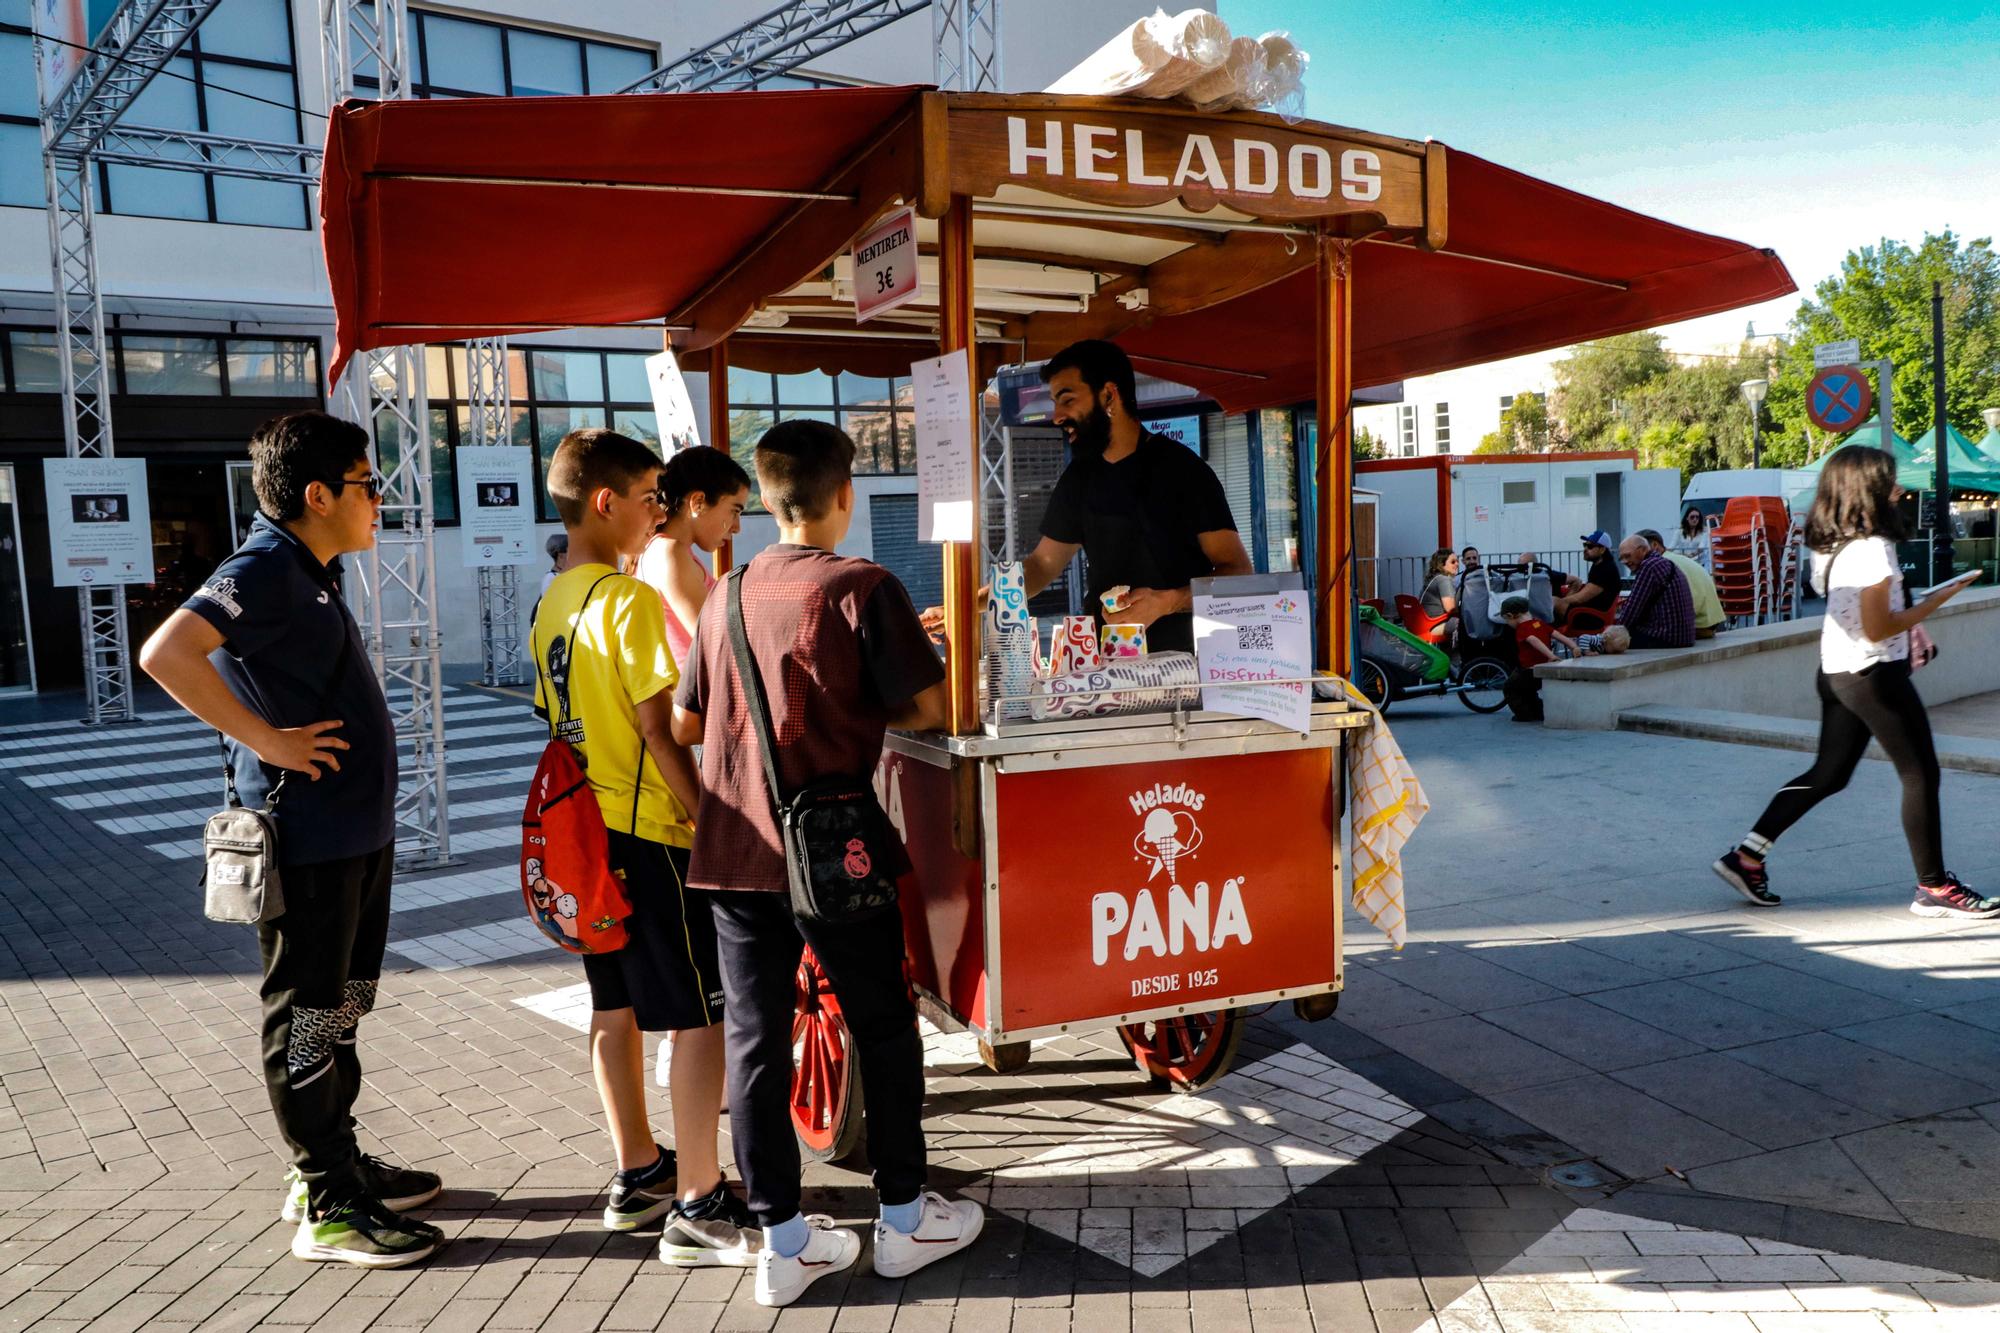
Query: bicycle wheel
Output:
[[1457, 658, 1510, 713], [1354, 659, 1392, 713]]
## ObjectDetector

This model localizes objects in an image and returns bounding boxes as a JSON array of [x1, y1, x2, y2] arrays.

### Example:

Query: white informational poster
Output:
[[644, 349, 703, 454], [1192, 590, 1313, 733], [43, 458, 152, 588], [455, 446, 536, 567], [911, 349, 976, 543]]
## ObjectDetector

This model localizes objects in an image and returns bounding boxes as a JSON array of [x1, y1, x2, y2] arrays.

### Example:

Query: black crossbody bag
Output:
[[725, 568, 901, 923]]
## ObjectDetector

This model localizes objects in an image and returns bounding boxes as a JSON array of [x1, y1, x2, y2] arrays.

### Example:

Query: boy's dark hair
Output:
[[1500, 596, 1532, 618], [1040, 338, 1139, 416], [546, 428, 663, 527], [755, 419, 855, 524], [661, 446, 752, 519], [249, 410, 371, 522]]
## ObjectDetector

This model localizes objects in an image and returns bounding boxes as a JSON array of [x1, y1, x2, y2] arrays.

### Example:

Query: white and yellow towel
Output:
[[1337, 678, 1425, 949]]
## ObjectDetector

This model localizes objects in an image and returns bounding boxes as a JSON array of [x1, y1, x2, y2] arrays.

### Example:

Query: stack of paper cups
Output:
[[982, 563, 1034, 723], [1100, 623, 1147, 659]]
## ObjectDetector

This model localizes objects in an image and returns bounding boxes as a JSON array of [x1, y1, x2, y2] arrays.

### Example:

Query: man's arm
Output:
[[139, 609, 349, 778], [922, 535, 1079, 636], [1520, 634, 1558, 665], [669, 704, 702, 748], [1615, 566, 1657, 626], [887, 680, 949, 732], [637, 691, 700, 816], [1115, 529, 1254, 628]]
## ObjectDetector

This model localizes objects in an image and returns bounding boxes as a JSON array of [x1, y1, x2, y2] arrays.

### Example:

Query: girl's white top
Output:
[[1814, 536, 1906, 673]]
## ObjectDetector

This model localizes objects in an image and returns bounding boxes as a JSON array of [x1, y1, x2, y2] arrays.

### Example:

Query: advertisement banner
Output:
[[43, 457, 152, 587], [1192, 590, 1313, 732], [32, 0, 89, 110], [644, 349, 703, 454], [455, 446, 535, 566], [992, 748, 1337, 1033]]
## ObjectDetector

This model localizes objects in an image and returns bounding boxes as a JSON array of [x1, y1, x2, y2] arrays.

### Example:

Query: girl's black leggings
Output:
[[1751, 661, 1943, 883]]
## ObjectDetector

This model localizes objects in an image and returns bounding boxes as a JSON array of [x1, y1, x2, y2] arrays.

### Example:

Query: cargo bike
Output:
[[319, 82, 1795, 1160]]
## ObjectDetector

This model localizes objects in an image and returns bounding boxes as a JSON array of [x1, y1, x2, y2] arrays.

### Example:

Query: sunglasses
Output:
[[325, 473, 386, 500]]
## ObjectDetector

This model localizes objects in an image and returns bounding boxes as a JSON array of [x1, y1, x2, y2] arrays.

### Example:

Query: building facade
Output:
[[1352, 351, 1559, 459]]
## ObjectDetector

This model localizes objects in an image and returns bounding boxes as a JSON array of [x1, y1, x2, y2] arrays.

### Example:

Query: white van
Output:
[[1681, 468, 1816, 524]]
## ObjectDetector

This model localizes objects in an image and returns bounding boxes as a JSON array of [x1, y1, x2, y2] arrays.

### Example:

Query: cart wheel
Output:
[[1457, 658, 1510, 713], [1292, 992, 1340, 1022], [977, 1038, 1032, 1074], [791, 953, 865, 1164], [1354, 660, 1392, 713], [1117, 1008, 1246, 1092]]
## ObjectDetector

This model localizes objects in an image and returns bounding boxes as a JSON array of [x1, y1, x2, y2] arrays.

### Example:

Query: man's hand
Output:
[[1111, 586, 1186, 629], [255, 720, 349, 780]]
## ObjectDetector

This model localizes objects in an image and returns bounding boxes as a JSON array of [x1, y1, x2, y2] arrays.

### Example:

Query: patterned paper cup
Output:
[[1100, 623, 1147, 659]]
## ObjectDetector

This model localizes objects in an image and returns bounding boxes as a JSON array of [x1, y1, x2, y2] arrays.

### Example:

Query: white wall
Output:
[[1354, 350, 1559, 458]]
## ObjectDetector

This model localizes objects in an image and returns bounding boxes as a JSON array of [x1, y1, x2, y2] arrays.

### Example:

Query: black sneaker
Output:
[[603, 1146, 677, 1232], [1713, 850, 1781, 906], [292, 1195, 442, 1268], [1911, 874, 2000, 919], [358, 1153, 443, 1212], [660, 1178, 761, 1268]]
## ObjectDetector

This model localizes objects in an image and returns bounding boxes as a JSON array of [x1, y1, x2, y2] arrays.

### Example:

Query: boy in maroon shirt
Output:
[[670, 421, 983, 1307]]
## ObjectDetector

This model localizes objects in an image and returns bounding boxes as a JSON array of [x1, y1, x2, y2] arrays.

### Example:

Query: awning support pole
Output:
[[708, 338, 734, 575], [1315, 234, 1354, 676], [940, 193, 980, 736]]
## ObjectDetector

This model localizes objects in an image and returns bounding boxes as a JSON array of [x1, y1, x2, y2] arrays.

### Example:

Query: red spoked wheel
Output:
[[791, 949, 865, 1163], [1116, 1008, 1247, 1092]]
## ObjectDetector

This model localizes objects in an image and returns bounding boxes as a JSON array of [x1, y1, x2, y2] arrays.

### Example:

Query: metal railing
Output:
[[1356, 548, 1589, 606]]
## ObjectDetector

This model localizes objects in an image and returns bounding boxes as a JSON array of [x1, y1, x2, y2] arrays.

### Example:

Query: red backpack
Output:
[[521, 574, 632, 955]]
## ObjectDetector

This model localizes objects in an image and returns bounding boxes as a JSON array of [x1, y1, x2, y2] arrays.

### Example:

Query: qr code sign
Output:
[[1236, 623, 1274, 651]]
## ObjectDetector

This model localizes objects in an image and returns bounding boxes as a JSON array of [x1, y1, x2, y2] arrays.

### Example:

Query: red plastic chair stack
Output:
[[1709, 497, 1791, 624]]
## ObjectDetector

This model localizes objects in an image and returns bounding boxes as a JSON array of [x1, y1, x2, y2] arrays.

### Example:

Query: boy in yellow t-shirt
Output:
[[533, 428, 755, 1266]]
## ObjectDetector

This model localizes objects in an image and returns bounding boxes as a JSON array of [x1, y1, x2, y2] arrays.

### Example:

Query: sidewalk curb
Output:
[[1617, 705, 2000, 775]]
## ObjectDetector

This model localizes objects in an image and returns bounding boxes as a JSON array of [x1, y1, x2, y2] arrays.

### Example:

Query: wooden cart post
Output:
[[707, 337, 733, 575], [1315, 233, 1354, 676], [939, 192, 980, 735]]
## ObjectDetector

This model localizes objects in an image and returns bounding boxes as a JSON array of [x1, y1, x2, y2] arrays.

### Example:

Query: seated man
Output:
[[1553, 532, 1621, 621], [1638, 528, 1724, 639], [1614, 535, 1696, 648]]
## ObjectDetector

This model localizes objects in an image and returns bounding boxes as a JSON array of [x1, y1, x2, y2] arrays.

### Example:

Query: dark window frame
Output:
[[356, 7, 656, 101], [0, 325, 321, 399]]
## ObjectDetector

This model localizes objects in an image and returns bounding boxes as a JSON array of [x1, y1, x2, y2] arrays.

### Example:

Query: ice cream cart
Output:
[[319, 83, 1793, 1155]]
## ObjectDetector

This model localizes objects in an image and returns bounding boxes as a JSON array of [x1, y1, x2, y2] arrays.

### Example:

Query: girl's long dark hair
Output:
[[660, 446, 752, 519], [1802, 445, 1907, 553], [1426, 548, 1455, 581], [1682, 506, 1704, 537]]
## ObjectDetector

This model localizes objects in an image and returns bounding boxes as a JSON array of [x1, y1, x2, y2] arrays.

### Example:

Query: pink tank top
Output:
[[636, 537, 717, 671]]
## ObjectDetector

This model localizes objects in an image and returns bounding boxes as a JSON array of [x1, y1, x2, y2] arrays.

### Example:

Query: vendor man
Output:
[[1553, 529, 1623, 621], [923, 339, 1251, 653]]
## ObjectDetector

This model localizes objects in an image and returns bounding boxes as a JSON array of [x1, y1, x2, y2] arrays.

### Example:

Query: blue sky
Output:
[[1219, 0, 2000, 350]]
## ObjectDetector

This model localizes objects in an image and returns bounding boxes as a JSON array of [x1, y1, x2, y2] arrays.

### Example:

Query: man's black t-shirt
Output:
[[1579, 552, 1622, 613], [181, 513, 397, 865], [1039, 430, 1237, 653]]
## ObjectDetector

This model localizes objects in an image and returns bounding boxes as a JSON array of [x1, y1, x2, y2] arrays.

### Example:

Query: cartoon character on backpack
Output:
[[524, 856, 581, 942]]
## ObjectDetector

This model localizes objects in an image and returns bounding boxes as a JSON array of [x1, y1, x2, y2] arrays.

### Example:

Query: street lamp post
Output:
[[1740, 378, 1769, 469], [1984, 407, 2000, 438]]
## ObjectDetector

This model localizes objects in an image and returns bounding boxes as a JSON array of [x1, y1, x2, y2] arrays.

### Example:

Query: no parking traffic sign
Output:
[[1807, 365, 1872, 433]]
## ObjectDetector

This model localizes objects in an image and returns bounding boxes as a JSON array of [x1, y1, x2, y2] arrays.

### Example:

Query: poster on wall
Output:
[[454, 447, 535, 567], [43, 457, 152, 587], [911, 349, 975, 543], [31, 0, 90, 109], [644, 350, 703, 454]]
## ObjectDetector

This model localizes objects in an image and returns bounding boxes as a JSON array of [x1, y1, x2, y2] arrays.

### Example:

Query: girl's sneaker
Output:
[[603, 1146, 677, 1231], [1911, 874, 2000, 919], [660, 1180, 761, 1268], [755, 1217, 860, 1308], [1713, 850, 1780, 906]]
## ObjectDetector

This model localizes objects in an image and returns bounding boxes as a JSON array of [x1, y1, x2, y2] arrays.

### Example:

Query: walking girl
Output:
[[1713, 446, 1994, 917]]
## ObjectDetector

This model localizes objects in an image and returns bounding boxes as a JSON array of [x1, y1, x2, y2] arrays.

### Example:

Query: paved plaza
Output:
[[6, 682, 2000, 1330]]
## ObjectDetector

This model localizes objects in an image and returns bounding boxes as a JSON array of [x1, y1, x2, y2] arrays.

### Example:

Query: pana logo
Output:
[[194, 576, 244, 619], [1092, 783, 1251, 966]]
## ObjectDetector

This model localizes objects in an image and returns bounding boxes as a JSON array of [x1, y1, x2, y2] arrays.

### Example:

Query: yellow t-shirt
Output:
[[531, 564, 693, 848]]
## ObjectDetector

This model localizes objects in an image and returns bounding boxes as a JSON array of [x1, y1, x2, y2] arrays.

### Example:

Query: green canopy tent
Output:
[[1800, 419, 1932, 491], [1908, 424, 2000, 495]]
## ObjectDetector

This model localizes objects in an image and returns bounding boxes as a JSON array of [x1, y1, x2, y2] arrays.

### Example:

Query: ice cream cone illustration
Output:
[[1135, 806, 1203, 883]]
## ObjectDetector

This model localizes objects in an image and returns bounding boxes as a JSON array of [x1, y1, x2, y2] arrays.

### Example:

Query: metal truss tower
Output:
[[463, 338, 525, 687], [932, 0, 1002, 92]]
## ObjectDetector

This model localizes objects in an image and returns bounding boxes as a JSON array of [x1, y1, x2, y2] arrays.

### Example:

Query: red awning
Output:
[[1121, 150, 1795, 408], [320, 86, 924, 383]]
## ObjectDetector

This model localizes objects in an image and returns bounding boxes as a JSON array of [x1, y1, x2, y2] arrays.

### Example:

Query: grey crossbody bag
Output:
[[202, 620, 354, 925]]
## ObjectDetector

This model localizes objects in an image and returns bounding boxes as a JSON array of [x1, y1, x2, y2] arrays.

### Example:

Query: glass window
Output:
[[202, 60, 297, 139], [1502, 480, 1536, 506], [0, 123, 38, 208], [604, 352, 650, 402], [727, 366, 773, 401], [613, 410, 660, 447], [531, 349, 603, 402], [1564, 475, 1591, 500], [508, 28, 582, 96], [842, 408, 898, 474], [1260, 408, 1299, 572], [585, 41, 653, 93], [837, 373, 895, 408], [196, 0, 294, 62], [775, 370, 834, 406], [9, 331, 63, 391], [536, 406, 606, 520], [121, 336, 223, 395], [727, 409, 774, 476], [225, 340, 318, 396], [0, 31, 33, 117], [420, 14, 506, 94]]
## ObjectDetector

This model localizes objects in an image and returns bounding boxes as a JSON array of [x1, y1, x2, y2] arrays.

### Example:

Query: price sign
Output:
[[851, 206, 918, 323]]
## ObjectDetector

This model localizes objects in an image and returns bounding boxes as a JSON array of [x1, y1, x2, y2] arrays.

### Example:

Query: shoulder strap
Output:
[[528, 570, 620, 738], [726, 566, 789, 816]]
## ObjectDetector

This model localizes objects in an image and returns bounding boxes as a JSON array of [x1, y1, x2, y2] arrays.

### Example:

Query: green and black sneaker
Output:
[[280, 1158, 443, 1223], [603, 1145, 678, 1232], [292, 1195, 443, 1268]]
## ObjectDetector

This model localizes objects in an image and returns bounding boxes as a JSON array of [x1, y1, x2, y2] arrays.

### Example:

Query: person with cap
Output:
[[540, 531, 569, 599], [1554, 530, 1622, 621]]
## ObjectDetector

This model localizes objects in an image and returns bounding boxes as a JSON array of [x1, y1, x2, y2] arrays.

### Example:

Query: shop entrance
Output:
[[126, 459, 235, 657], [0, 465, 37, 696]]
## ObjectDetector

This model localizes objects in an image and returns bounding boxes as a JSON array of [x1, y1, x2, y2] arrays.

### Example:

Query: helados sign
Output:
[[1005, 115, 1383, 203]]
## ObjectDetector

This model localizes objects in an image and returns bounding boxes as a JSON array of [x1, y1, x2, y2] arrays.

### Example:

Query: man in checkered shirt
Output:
[[1615, 534, 1697, 648]]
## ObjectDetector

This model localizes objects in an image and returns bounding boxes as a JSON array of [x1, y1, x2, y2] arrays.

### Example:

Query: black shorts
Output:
[[583, 832, 725, 1032]]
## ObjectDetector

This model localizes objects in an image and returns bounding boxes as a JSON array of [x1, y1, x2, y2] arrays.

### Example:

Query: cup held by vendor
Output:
[[921, 339, 1251, 654]]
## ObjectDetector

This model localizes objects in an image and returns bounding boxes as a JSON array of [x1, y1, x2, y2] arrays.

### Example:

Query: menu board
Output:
[[43, 457, 152, 587], [912, 349, 975, 543], [455, 446, 535, 566], [1192, 589, 1312, 733]]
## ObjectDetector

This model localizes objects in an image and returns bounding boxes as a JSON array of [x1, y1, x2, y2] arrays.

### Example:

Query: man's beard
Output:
[[1061, 396, 1113, 453]]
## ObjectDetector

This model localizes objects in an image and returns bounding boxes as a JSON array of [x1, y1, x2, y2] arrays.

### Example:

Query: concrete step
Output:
[[1617, 704, 2000, 776]]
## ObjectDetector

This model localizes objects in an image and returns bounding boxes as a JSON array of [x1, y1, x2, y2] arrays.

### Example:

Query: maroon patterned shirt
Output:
[[1616, 552, 1696, 648], [676, 544, 943, 893]]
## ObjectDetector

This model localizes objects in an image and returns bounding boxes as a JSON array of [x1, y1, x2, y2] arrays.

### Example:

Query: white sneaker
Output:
[[872, 1193, 985, 1279], [755, 1216, 860, 1308]]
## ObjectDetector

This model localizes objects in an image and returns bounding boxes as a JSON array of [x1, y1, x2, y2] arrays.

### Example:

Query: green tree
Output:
[[1353, 424, 1385, 460], [1550, 332, 1673, 448], [1767, 232, 2000, 451], [1476, 391, 1553, 453], [1619, 342, 1782, 473]]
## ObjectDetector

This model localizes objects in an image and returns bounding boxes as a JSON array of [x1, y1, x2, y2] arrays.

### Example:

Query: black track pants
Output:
[[1750, 662, 1944, 883]]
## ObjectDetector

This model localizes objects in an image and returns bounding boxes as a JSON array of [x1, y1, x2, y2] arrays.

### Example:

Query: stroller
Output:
[[1458, 564, 1553, 673], [1355, 604, 1507, 714]]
